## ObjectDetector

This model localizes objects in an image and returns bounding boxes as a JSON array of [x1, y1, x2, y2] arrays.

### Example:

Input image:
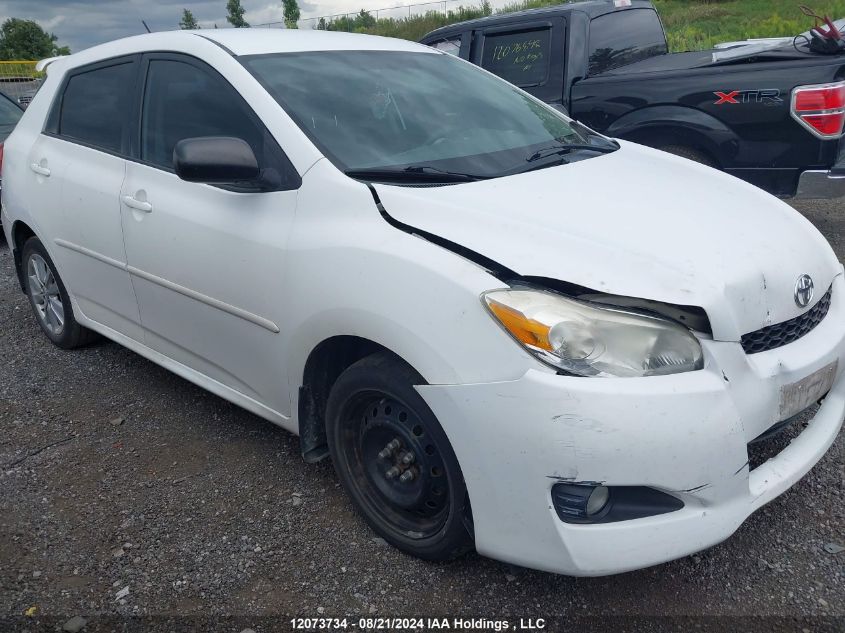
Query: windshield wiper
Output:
[[526, 142, 619, 163], [344, 165, 488, 183]]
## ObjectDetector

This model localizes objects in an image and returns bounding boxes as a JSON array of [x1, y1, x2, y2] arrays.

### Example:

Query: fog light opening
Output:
[[586, 485, 610, 515], [551, 483, 684, 524], [550, 483, 612, 522]]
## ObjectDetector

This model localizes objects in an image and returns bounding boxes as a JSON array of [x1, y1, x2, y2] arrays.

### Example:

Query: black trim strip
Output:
[[366, 184, 516, 281], [194, 33, 238, 57]]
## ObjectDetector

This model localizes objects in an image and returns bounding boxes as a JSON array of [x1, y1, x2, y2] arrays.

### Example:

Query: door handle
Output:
[[122, 195, 152, 213], [30, 163, 51, 177]]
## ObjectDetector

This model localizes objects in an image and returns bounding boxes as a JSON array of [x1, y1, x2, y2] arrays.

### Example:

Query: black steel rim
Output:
[[338, 391, 450, 538]]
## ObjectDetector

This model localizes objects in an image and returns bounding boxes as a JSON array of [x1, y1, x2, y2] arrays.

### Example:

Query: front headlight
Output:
[[483, 289, 703, 377]]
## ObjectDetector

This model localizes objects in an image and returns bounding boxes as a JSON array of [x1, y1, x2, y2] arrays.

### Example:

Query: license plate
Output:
[[779, 361, 838, 420]]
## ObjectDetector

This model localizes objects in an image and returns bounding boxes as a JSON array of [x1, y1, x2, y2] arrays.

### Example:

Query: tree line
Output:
[[0, 0, 304, 60], [181, 0, 490, 34], [0, 0, 559, 61], [180, 0, 301, 30], [0, 18, 70, 60]]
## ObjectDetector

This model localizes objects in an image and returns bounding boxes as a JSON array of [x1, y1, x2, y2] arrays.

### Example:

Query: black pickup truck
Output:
[[420, 0, 845, 198]]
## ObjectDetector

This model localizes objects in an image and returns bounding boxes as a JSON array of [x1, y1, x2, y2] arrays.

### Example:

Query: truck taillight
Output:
[[791, 82, 845, 139]]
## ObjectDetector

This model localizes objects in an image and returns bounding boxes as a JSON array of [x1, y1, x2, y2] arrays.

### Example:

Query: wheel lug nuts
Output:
[[399, 470, 415, 483], [379, 439, 401, 460], [400, 452, 415, 466], [385, 466, 400, 480]]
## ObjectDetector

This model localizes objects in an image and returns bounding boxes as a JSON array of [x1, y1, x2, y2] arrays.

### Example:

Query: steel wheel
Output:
[[339, 392, 450, 537], [27, 253, 65, 336], [326, 352, 473, 561]]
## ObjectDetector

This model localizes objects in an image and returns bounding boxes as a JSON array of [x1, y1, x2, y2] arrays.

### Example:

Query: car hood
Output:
[[374, 142, 842, 341]]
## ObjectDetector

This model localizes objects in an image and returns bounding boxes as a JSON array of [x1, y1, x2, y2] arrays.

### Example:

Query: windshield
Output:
[[242, 50, 614, 180]]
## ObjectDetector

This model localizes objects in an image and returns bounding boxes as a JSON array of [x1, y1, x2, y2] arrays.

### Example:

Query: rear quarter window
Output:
[[0, 95, 21, 142], [480, 28, 552, 88], [588, 9, 668, 76], [0, 94, 21, 124]]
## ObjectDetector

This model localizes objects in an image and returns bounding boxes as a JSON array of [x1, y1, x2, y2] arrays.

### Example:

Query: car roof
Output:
[[421, 0, 654, 41], [195, 28, 433, 56], [58, 29, 434, 67]]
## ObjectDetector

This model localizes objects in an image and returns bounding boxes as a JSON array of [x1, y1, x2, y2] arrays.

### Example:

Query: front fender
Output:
[[283, 160, 543, 423], [606, 105, 740, 165]]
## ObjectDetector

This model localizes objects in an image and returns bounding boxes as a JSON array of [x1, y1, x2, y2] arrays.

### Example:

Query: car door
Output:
[[471, 18, 567, 105], [121, 53, 300, 416], [29, 56, 143, 340]]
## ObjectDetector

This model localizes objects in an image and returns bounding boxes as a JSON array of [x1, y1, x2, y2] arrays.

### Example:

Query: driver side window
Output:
[[140, 57, 298, 189]]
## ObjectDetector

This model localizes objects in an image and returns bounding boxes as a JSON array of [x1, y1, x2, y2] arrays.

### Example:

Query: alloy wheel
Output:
[[27, 253, 65, 336]]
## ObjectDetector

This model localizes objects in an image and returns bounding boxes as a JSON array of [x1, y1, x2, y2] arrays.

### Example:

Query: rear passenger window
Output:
[[480, 28, 551, 88], [58, 62, 135, 153], [588, 9, 668, 75], [0, 95, 22, 128], [141, 59, 284, 177]]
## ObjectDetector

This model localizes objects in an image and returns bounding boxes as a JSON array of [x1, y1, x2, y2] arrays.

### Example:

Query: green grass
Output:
[[322, 0, 845, 52], [655, 0, 845, 51], [321, 5, 493, 40]]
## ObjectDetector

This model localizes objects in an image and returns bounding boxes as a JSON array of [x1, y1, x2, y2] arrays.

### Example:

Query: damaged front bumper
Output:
[[417, 274, 845, 576]]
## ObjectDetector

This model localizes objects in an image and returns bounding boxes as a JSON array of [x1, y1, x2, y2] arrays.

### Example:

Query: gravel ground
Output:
[[0, 199, 844, 632]]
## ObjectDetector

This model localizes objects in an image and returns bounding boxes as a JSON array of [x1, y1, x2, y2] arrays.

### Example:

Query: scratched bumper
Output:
[[417, 273, 845, 576]]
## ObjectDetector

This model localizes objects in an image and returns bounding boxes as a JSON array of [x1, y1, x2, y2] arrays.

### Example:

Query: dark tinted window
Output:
[[588, 9, 668, 75], [0, 94, 21, 142], [141, 59, 285, 179], [0, 94, 21, 121], [480, 28, 551, 87], [59, 62, 135, 152]]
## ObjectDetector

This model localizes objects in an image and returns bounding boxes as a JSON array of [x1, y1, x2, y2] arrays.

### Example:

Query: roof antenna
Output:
[[141, 19, 152, 33]]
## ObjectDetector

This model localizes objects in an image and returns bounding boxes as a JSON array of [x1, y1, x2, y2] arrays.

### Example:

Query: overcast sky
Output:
[[0, 0, 512, 53]]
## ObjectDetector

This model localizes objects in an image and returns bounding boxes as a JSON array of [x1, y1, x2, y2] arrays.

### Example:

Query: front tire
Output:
[[326, 352, 474, 561], [22, 237, 96, 349]]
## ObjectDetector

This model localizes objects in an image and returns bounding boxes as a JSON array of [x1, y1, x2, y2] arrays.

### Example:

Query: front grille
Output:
[[741, 286, 832, 354]]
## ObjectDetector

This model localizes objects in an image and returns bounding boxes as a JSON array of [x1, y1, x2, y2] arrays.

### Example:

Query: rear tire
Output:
[[22, 237, 97, 349], [659, 145, 716, 167], [326, 352, 474, 561]]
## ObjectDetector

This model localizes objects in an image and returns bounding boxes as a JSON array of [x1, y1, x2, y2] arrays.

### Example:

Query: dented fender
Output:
[[375, 141, 842, 341]]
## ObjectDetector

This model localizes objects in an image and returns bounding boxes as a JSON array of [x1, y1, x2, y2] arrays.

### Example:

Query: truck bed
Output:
[[599, 47, 843, 76], [572, 47, 845, 197]]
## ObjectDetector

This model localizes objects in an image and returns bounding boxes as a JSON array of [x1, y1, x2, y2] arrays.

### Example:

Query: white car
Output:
[[3, 29, 844, 577]]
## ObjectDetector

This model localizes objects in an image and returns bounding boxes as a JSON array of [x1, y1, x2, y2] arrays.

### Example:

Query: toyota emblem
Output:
[[794, 274, 814, 308]]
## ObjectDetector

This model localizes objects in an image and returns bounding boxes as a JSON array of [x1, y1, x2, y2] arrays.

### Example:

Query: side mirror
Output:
[[548, 103, 570, 117], [173, 136, 260, 185]]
